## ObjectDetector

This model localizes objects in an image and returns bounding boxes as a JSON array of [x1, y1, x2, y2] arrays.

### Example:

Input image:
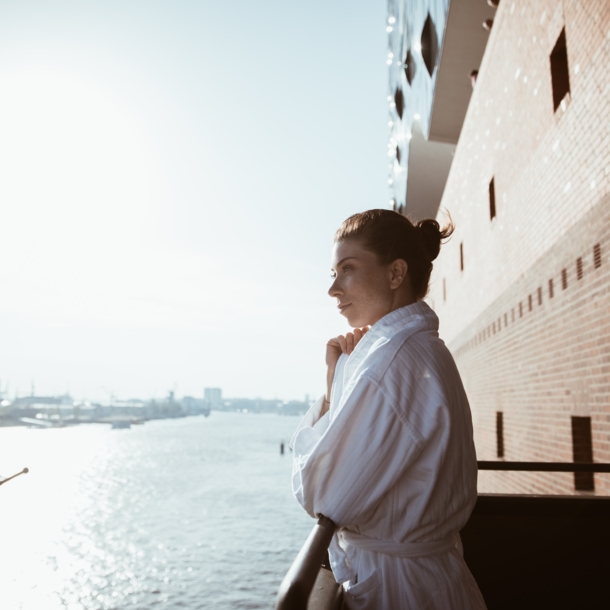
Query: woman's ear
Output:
[[390, 259, 408, 289]]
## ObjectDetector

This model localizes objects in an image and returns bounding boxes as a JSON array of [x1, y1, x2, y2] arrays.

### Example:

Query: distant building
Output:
[[220, 397, 308, 416], [182, 396, 211, 416], [204, 387, 222, 409], [388, 0, 610, 494], [5, 393, 96, 422], [12, 394, 73, 407]]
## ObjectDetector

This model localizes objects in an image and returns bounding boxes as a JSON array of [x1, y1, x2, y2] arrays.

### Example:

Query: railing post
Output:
[[0, 467, 29, 487], [275, 515, 337, 610]]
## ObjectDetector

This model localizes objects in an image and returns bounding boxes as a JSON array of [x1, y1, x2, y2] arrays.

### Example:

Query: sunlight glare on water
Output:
[[0, 413, 313, 609]]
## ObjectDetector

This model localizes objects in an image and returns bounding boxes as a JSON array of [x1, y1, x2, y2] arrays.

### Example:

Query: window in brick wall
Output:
[[519, 302, 523, 317], [562, 268, 568, 290], [594, 243, 602, 268], [497, 317, 501, 331], [496, 412, 504, 459], [511, 308, 515, 322], [489, 177, 496, 220], [528, 294, 532, 311], [571, 416, 594, 492], [504, 313, 508, 327], [537, 286, 542, 305], [460, 242, 464, 271], [550, 28, 570, 112], [549, 278, 554, 298], [576, 257, 583, 280]]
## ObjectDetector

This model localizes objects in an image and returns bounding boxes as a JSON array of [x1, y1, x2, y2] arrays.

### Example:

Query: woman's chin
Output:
[[345, 313, 369, 328]]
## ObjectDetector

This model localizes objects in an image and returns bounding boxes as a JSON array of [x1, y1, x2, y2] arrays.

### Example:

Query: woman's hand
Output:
[[326, 327, 369, 368], [325, 328, 369, 410]]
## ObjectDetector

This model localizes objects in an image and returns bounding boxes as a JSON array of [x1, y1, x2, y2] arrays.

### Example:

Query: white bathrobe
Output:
[[291, 302, 487, 609]]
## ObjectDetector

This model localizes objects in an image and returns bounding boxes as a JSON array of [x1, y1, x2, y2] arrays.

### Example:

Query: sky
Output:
[[0, 0, 390, 403]]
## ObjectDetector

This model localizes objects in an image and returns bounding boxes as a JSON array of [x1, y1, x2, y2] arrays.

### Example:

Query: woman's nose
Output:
[[328, 278, 342, 298]]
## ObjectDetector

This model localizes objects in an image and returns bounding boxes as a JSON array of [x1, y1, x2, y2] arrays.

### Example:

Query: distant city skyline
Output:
[[0, 380, 311, 405], [0, 1, 389, 402]]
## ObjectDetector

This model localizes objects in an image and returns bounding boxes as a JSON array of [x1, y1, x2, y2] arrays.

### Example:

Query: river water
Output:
[[0, 413, 314, 609]]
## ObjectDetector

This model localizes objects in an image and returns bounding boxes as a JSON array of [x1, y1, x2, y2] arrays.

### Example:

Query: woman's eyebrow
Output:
[[331, 256, 358, 270]]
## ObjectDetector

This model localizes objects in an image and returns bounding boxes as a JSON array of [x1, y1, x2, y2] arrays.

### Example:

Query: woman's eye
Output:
[[342, 266, 352, 273]]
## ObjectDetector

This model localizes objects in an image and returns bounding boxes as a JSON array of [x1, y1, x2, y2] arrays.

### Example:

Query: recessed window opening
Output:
[[394, 88, 405, 119], [489, 177, 496, 220], [550, 28, 570, 112], [549, 278, 554, 298], [493, 322, 496, 334], [561, 268, 568, 290], [511, 308, 515, 322], [404, 49, 416, 85], [537, 287, 542, 305], [571, 416, 594, 492], [420, 13, 439, 76], [519, 302, 523, 317], [594, 243, 602, 268], [460, 242, 464, 271], [496, 412, 504, 458], [528, 294, 532, 311], [504, 313, 508, 327], [576, 257, 583, 280]]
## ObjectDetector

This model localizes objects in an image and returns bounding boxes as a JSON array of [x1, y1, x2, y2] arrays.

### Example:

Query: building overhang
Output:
[[405, 121, 455, 221], [428, 0, 497, 144]]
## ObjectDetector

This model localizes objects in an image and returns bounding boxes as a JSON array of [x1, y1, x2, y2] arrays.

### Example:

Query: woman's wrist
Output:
[[320, 395, 330, 417]]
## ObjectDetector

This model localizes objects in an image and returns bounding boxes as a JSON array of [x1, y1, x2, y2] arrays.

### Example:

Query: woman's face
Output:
[[329, 239, 402, 328]]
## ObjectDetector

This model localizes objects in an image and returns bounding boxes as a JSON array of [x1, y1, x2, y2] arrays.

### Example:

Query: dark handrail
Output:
[[478, 461, 610, 472], [0, 467, 29, 487], [276, 462, 610, 609], [275, 515, 337, 610]]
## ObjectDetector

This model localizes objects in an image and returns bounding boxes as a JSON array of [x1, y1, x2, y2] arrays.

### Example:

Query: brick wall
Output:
[[427, 0, 610, 494]]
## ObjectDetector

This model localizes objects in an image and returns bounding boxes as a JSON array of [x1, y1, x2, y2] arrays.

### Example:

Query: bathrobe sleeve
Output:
[[292, 370, 434, 527]]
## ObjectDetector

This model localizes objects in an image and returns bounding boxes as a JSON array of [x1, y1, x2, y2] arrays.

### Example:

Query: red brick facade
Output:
[[427, 0, 610, 494]]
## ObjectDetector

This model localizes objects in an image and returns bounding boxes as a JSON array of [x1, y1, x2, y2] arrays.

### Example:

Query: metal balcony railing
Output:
[[275, 515, 341, 610], [276, 462, 610, 610]]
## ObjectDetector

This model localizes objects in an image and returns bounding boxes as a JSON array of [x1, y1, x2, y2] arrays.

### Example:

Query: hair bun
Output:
[[416, 218, 454, 262], [416, 219, 442, 261]]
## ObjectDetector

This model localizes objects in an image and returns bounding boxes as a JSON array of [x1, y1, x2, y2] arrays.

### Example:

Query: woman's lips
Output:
[[338, 303, 351, 313]]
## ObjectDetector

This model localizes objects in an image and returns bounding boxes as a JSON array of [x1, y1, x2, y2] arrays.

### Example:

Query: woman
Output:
[[291, 210, 486, 609]]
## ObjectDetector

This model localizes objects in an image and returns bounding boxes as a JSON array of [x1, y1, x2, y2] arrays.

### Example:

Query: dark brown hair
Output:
[[334, 209, 454, 300]]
